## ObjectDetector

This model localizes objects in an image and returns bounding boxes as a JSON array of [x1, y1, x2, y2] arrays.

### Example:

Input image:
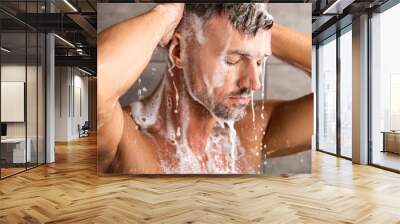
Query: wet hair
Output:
[[182, 3, 274, 36]]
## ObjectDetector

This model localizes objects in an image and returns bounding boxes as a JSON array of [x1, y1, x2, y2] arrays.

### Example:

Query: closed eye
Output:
[[225, 56, 241, 66], [225, 59, 240, 66]]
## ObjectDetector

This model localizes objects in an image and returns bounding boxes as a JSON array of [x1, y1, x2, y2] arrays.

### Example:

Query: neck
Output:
[[157, 68, 218, 155]]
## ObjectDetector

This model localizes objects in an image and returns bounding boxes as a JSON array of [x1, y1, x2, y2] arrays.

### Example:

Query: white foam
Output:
[[191, 14, 206, 45], [226, 120, 237, 172], [168, 61, 174, 77], [175, 90, 204, 173], [130, 77, 164, 129], [202, 28, 233, 98], [261, 59, 266, 120], [156, 25, 258, 173], [172, 80, 179, 114]]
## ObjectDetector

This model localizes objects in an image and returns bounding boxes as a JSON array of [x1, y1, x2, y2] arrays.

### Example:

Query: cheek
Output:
[[210, 61, 229, 88], [213, 68, 239, 96], [208, 58, 240, 90]]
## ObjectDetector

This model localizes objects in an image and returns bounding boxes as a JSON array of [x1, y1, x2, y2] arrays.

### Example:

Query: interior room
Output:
[[0, 0, 399, 223]]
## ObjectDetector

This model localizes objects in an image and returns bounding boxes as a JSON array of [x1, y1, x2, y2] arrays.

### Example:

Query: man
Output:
[[98, 3, 312, 174]]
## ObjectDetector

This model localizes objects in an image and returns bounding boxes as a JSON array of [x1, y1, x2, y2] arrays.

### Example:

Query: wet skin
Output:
[[98, 4, 313, 174]]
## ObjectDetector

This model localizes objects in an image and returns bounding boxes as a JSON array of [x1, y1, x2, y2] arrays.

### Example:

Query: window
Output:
[[370, 2, 400, 171], [317, 36, 337, 154], [339, 27, 352, 158]]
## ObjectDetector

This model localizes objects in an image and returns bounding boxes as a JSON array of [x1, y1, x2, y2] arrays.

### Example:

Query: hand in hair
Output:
[[154, 3, 185, 47]]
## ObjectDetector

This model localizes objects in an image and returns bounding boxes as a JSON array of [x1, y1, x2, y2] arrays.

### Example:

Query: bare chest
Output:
[[145, 126, 262, 174]]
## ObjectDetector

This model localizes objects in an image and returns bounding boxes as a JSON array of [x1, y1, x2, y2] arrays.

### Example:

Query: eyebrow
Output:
[[226, 50, 270, 59]]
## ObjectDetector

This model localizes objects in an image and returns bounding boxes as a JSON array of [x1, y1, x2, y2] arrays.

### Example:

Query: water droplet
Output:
[[251, 91, 255, 123], [138, 89, 142, 99], [172, 81, 179, 113], [226, 121, 237, 172]]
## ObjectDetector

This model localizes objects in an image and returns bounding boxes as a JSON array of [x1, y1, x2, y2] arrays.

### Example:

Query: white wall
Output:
[[1, 65, 38, 138], [54, 67, 89, 141], [55, 66, 70, 141], [1, 63, 46, 164]]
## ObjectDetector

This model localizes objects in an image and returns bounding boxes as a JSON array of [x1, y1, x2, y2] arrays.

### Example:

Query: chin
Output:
[[213, 108, 247, 122]]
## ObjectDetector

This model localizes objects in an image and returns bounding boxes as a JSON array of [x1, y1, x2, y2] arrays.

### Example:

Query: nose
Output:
[[237, 61, 261, 91]]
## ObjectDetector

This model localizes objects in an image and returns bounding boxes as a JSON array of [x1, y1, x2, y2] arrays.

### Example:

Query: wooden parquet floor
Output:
[[1, 135, 400, 224]]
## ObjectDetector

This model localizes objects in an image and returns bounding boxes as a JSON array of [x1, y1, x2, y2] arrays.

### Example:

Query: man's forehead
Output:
[[201, 15, 271, 55]]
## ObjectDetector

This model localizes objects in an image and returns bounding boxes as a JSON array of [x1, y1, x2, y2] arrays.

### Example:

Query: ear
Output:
[[168, 32, 184, 69]]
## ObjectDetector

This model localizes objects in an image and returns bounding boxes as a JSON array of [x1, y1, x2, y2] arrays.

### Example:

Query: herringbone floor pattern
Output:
[[1, 135, 400, 224]]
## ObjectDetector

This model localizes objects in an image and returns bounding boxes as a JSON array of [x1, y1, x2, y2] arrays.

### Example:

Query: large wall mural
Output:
[[97, 2, 313, 175]]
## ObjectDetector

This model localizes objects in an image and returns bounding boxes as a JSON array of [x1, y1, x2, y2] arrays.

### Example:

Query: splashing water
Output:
[[176, 90, 204, 173], [165, 59, 206, 173], [251, 91, 255, 123], [226, 121, 237, 173], [131, 76, 164, 129], [137, 78, 143, 100], [167, 58, 179, 114], [172, 81, 179, 114], [191, 14, 206, 45], [168, 60, 175, 77], [261, 60, 266, 120], [158, 26, 248, 173]]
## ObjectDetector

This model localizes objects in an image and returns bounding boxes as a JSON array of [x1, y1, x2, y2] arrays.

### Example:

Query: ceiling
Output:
[[0, 0, 97, 74], [310, 0, 392, 43]]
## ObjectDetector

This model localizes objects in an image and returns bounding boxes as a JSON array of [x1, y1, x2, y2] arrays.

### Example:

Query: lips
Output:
[[225, 96, 251, 104]]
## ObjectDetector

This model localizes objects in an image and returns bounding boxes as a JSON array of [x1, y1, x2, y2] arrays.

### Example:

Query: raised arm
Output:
[[271, 23, 312, 75], [261, 23, 313, 159], [97, 4, 184, 171], [262, 94, 313, 159]]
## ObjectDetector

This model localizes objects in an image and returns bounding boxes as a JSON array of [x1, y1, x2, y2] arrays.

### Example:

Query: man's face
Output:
[[181, 14, 272, 121]]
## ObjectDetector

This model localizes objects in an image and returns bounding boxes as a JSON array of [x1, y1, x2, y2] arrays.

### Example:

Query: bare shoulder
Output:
[[261, 93, 314, 158], [109, 105, 162, 174], [236, 99, 284, 131], [235, 99, 287, 147]]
